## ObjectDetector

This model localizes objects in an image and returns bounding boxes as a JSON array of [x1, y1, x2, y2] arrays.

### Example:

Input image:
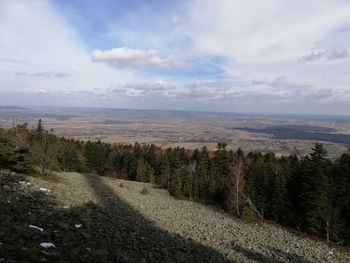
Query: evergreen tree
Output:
[[333, 150, 350, 244], [136, 159, 147, 182], [183, 164, 194, 199], [169, 167, 183, 198], [159, 154, 171, 189], [270, 168, 288, 222], [299, 143, 332, 238], [245, 153, 268, 218], [194, 147, 210, 199], [57, 139, 81, 172], [211, 142, 230, 201], [145, 161, 155, 183]]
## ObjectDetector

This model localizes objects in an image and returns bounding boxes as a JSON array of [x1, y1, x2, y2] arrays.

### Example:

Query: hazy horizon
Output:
[[1, 0, 350, 115], [1, 104, 350, 119]]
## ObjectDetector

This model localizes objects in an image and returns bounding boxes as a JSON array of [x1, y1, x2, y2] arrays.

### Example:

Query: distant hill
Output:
[[0, 105, 28, 111]]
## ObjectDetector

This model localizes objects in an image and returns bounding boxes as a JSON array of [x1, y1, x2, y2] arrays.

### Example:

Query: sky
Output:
[[1, 0, 350, 115]]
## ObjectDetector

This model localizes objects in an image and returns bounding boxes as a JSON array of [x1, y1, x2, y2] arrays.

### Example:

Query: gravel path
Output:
[[1, 171, 349, 262]]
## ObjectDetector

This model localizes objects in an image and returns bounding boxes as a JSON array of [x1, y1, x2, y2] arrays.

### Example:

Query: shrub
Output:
[[140, 187, 149, 195]]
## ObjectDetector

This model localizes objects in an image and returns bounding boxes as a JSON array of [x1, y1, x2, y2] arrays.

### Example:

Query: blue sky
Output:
[[1, 0, 350, 114]]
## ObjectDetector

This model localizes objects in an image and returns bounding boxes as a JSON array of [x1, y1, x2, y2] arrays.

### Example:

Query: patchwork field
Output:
[[0, 106, 349, 157]]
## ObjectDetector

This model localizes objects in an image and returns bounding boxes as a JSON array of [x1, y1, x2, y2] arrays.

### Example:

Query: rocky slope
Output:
[[1, 170, 349, 262]]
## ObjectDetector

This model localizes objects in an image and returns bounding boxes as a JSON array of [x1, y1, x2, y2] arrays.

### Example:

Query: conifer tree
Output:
[[159, 154, 171, 189], [136, 158, 147, 182], [194, 147, 210, 199], [333, 150, 350, 244], [169, 167, 183, 198], [299, 143, 332, 237], [211, 142, 230, 200], [183, 164, 194, 199]]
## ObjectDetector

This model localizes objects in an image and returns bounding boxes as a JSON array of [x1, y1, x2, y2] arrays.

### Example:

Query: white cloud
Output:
[[252, 76, 311, 90], [299, 48, 349, 62], [0, 1, 137, 94], [189, 0, 350, 61], [31, 71, 52, 77], [186, 0, 350, 94], [92, 47, 186, 70], [54, 72, 72, 78]]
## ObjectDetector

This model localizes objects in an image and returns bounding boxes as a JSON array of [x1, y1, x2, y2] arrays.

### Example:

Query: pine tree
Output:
[[136, 159, 147, 182], [299, 143, 332, 238], [194, 147, 211, 199], [169, 167, 183, 198], [245, 153, 267, 218], [159, 154, 171, 189], [211, 142, 230, 201], [145, 161, 155, 183], [183, 163, 194, 199], [34, 119, 44, 142], [270, 169, 288, 222], [57, 140, 81, 172], [333, 150, 350, 244]]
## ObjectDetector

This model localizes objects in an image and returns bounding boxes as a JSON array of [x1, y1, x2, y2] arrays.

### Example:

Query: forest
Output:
[[1, 120, 350, 246]]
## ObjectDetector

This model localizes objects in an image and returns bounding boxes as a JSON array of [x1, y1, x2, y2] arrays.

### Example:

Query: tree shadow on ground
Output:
[[0, 171, 319, 263], [0, 172, 234, 262]]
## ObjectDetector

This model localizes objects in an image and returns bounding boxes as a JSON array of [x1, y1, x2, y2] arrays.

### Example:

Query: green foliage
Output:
[[243, 202, 259, 222], [210, 143, 231, 201], [169, 167, 183, 198], [0, 127, 33, 174], [0, 145, 33, 174], [182, 166, 193, 198], [194, 147, 210, 199], [57, 139, 83, 172], [299, 143, 332, 237], [332, 150, 350, 244], [136, 159, 154, 183], [158, 155, 171, 189], [84, 140, 111, 175]]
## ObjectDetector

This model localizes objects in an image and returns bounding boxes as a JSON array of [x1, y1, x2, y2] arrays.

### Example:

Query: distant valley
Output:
[[0, 106, 349, 157]]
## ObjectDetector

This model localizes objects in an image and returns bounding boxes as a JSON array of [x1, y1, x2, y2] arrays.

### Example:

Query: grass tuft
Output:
[[140, 187, 149, 195]]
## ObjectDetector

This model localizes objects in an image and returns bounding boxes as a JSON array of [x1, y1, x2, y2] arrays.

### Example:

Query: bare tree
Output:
[[226, 148, 246, 218], [12, 123, 29, 150], [185, 160, 196, 199]]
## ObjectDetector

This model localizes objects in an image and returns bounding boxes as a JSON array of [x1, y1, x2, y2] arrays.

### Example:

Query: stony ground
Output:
[[1, 171, 349, 262]]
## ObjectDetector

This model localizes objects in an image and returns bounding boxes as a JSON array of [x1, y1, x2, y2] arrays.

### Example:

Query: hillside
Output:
[[1, 171, 349, 262]]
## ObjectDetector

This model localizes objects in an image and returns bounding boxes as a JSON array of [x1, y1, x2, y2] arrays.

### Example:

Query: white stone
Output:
[[39, 187, 51, 192], [29, 225, 44, 232], [40, 242, 55, 248], [19, 181, 31, 186]]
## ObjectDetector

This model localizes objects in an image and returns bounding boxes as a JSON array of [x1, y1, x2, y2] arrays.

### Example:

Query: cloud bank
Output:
[[1, 0, 350, 115], [299, 48, 349, 62], [92, 47, 186, 70]]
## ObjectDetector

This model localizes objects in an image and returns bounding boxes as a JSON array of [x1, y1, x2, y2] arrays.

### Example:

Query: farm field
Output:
[[0, 106, 349, 157]]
